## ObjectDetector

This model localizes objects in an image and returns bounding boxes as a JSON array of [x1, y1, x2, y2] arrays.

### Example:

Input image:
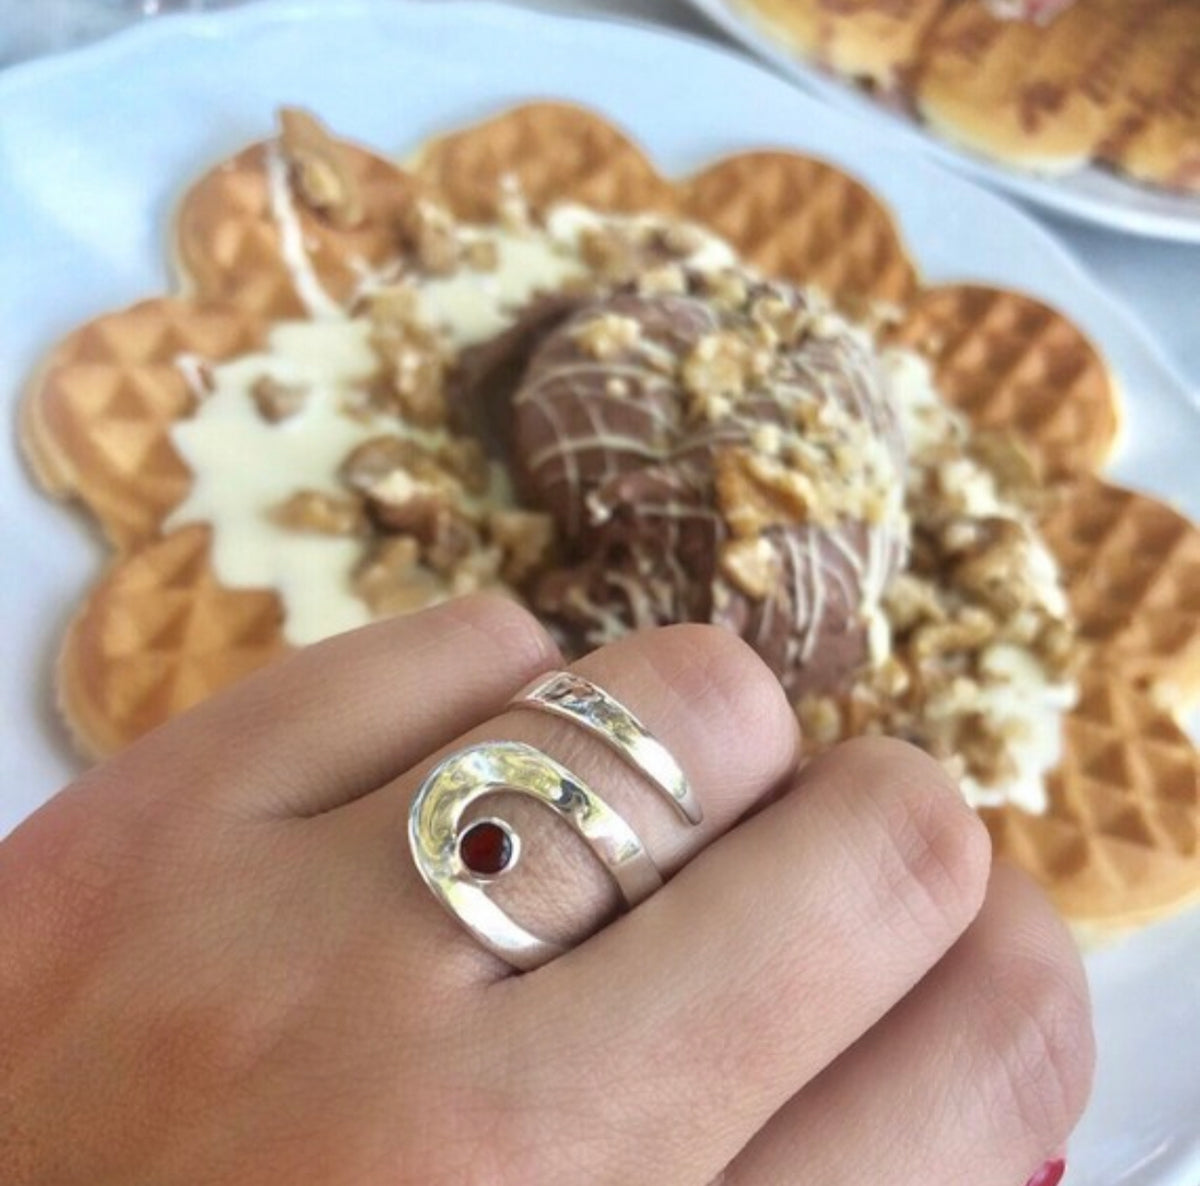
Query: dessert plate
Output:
[[0, 2, 1197, 1181], [682, 0, 1200, 243]]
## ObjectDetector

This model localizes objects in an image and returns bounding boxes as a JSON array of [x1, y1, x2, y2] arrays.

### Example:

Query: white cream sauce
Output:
[[167, 320, 382, 645]]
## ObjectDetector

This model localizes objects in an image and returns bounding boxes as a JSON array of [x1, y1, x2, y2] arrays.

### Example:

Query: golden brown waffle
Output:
[[917, 0, 1200, 194], [178, 140, 421, 318], [57, 526, 286, 758], [680, 153, 918, 312], [889, 284, 1118, 479], [19, 103, 1200, 931], [982, 664, 1200, 928], [1041, 476, 1200, 707], [21, 299, 266, 550], [413, 103, 678, 222], [734, 0, 1200, 194]]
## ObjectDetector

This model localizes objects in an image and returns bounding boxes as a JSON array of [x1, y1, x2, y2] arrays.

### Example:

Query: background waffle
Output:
[[734, 0, 1200, 193], [19, 103, 1200, 930]]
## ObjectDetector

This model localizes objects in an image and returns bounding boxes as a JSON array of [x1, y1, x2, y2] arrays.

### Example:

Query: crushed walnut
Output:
[[268, 490, 365, 536], [796, 350, 1081, 808], [278, 107, 364, 230], [364, 288, 448, 427], [573, 312, 643, 360], [249, 376, 308, 423]]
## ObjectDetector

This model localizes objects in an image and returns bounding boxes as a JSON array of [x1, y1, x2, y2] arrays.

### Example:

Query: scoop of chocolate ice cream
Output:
[[510, 268, 910, 697]]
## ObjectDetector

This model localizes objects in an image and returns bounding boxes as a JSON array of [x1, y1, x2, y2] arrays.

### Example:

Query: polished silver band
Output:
[[408, 739, 664, 971], [510, 671, 703, 825]]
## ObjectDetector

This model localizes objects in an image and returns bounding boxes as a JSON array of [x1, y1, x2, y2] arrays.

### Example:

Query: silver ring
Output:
[[408, 740, 664, 971], [510, 671, 703, 825]]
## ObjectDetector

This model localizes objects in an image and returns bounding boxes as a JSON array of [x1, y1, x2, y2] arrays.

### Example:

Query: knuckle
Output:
[[649, 624, 797, 756], [978, 947, 1096, 1147], [856, 739, 991, 947], [449, 592, 561, 674]]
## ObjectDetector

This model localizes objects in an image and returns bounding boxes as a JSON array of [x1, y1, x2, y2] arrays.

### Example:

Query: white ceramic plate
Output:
[[1, 2, 1198, 1180], [682, 0, 1200, 243]]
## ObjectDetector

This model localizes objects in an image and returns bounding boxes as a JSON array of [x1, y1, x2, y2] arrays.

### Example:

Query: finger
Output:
[[85, 594, 561, 817], [722, 864, 1095, 1186], [334, 622, 801, 985], [494, 737, 991, 1184]]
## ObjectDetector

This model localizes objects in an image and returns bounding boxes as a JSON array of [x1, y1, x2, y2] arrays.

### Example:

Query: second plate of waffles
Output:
[[1, 2, 1198, 1182], [685, 0, 1200, 240]]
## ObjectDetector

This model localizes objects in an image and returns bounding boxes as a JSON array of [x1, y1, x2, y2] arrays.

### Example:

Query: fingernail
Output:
[[1024, 1159, 1066, 1186]]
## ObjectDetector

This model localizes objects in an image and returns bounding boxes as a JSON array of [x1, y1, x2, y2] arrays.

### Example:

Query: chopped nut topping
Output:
[[573, 313, 643, 360], [579, 224, 647, 282], [797, 695, 842, 747], [488, 509, 556, 584], [449, 546, 505, 596], [365, 290, 448, 426], [968, 430, 1044, 511], [364, 463, 463, 541], [497, 174, 533, 232], [654, 222, 708, 257], [400, 200, 460, 277], [249, 375, 308, 423], [424, 511, 484, 576], [635, 263, 688, 296], [681, 331, 760, 411], [702, 268, 749, 309], [340, 435, 426, 492], [715, 447, 815, 537], [719, 536, 780, 600], [278, 107, 364, 229], [269, 490, 365, 535], [353, 537, 443, 616], [462, 237, 500, 272], [437, 437, 491, 496]]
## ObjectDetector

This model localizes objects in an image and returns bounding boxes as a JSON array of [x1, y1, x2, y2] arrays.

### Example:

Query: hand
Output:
[[0, 595, 1093, 1185]]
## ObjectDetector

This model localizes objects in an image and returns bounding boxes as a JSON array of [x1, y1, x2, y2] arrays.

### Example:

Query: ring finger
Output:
[[328, 620, 802, 986]]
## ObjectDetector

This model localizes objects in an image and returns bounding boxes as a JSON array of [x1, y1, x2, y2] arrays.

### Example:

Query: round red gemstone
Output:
[[459, 821, 514, 876]]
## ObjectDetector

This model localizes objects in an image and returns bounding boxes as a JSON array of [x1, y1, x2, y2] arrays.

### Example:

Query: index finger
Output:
[[86, 595, 561, 818]]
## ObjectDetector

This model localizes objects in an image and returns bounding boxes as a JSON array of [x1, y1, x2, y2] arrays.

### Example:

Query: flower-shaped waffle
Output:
[[20, 103, 1200, 933]]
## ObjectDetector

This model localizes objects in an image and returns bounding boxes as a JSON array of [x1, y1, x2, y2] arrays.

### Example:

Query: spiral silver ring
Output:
[[408, 675, 699, 970]]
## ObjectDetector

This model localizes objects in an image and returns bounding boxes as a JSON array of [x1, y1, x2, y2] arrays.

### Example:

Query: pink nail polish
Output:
[[1024, 1159, 1066, 1186]]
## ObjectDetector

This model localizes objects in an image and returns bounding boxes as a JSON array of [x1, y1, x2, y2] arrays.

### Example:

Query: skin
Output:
[[0, 594, 1094, 1185]]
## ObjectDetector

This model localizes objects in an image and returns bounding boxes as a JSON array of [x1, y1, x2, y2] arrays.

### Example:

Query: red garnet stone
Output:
[[459, 821, 514, 876]]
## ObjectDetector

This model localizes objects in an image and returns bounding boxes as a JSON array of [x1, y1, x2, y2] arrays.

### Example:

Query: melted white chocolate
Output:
[[167, 320, 383, 645]]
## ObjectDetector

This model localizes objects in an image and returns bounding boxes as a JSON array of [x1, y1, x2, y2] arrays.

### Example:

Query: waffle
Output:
[[733, 0, 1200, 194], [177, 136, 421, 319], [888, 284, 1118, 479], [981, 664, 1200, 929], [1040, 477, 1200, 708], [58, 526, 286, 759], [19, 104, 1200, 929], [21, 300, 266, 550]]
